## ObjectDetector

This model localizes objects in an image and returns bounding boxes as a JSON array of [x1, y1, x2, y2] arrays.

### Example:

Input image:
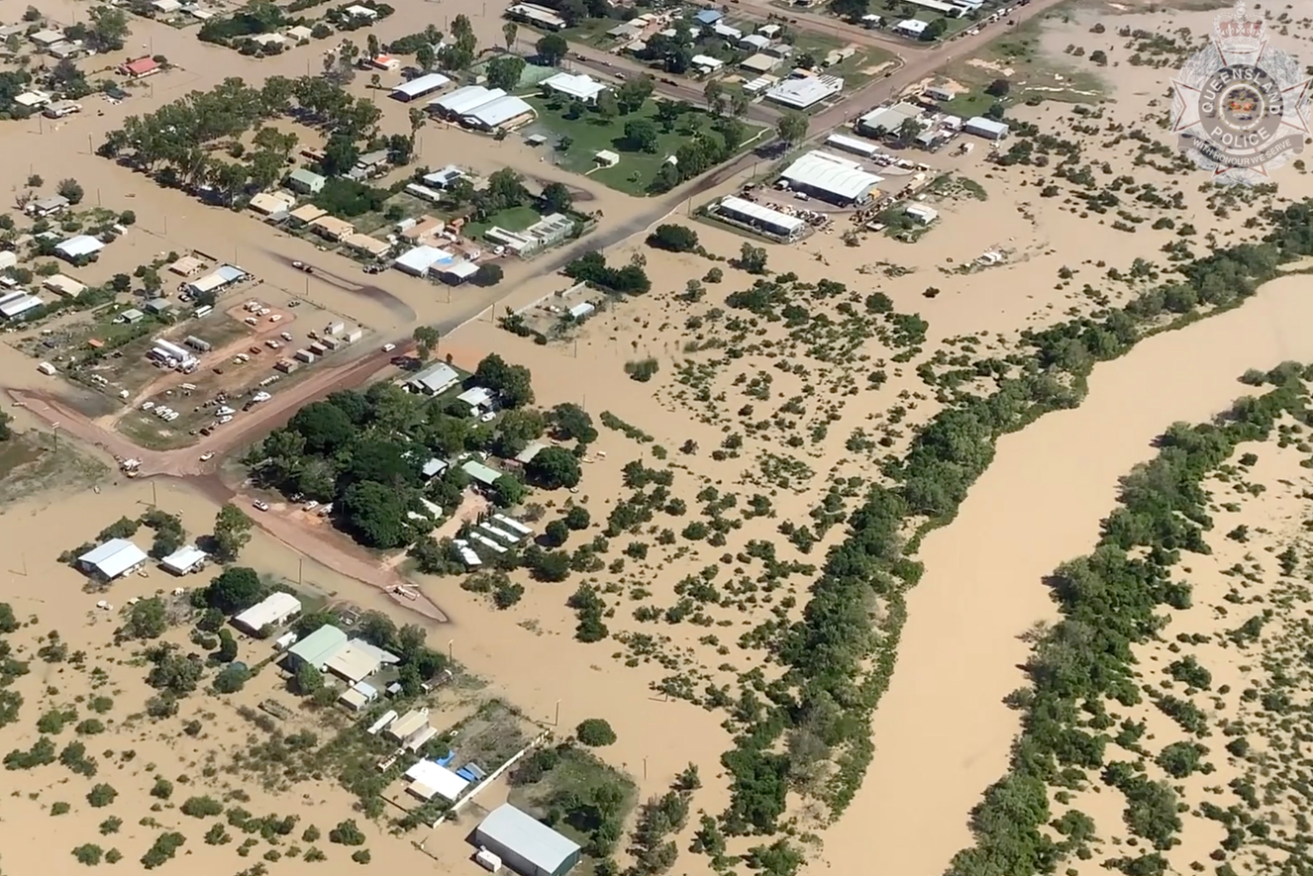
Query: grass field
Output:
[[0, 432, 108, 502], [522, 96, 763, 196], [462, 205, 542, 241]]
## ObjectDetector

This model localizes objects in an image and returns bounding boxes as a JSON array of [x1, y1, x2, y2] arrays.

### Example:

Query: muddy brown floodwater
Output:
[[810, 275, 1313, 875]]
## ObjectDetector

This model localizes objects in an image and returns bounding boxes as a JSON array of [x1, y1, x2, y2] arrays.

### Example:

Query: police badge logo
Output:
[[1170, 0, 1311, 186]]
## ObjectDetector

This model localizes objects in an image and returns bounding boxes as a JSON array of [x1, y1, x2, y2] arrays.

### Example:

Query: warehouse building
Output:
[[778, 151, 882, 206], [428, 85, 505, 119], [475, 804, 582, 876], [714, 196, 806, 241], [825, 132, 880, 157], [78, 538, 149, 581], [964, 115, 1010, 140], [184, 264, 247, 297], [856, 102, 924, 137], [765, 74, 843, 110], [461, 94, 535, 132]]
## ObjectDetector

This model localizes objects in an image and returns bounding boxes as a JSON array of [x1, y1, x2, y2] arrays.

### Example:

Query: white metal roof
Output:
[[388, 708, 431, 740], [55, 235, 105, 258], [430, 85, 504, 116], [392, 72, 451, 99], [691, 54, 723, 69], [740, 33, 771, 49], [779, 151, 882, 202], [765, 74, 843, 109], [718, 196, 805, 234], [965, 116, 1010, 137], [457, 386, 494, 407], [408, 362, 460, 393], [323, 641, 394, 683], [462, 94, 533, 128], [160, 545, 207, 573], [405, 760, 470, 801], [896, 18, 928, 33], [477, 804, 581, 874], [542, 72, 607, 101], [441, 260, 480, 280], [0, 294, 43, 318], [826, 133, 879, 156], [78, 539, 148, 578], [393, 245, 451, 275], [233, 591, 302, 632]]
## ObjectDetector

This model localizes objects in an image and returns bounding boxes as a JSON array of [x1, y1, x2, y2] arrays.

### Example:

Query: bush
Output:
[[647, 224, 699, 253], [330, 819, 366, 846], [141, 832, 186, 869], [576, 718, 617, 747], [352, 850, 372, 864], [181, 795, 224, 818], [73, 844, 104, 866], [87, 783, 118, 807]]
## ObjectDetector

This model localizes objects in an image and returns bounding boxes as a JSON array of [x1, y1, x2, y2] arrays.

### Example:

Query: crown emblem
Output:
[[1214, 1, 1265, 53]]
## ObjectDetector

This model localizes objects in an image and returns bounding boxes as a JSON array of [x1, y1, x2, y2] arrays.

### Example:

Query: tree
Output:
[[492, 474, 526, 508], [540, 182, 573, 214], [549, 403, 596, 443], [415, 42, 435, 71], [330, 820, 366, 846], [290, 400, 356, 454], [87, 783, 118, 807], [180, 795, 224, 818], [339, 482, 410, 548], [474, 263, 503, 286], [73, 844, 105, 866], [212, 663, 250, 694], [296, 662, 324, 696], [647, 224, 699, 253], [776, 111, 808, 147], [595, 89, 619, 121], [735, 242, 768, 274], [203, 566, 265, 614], [126, 598, 167, 639], [503, 21, 518, 49], [212, 504, 253, 562], [0, 409, 11, 443], [544, 519, 569, 547], [86, 5, 130, 51], [624, 119, 659, 153], [896, 115, 925, 146], [57, 178, 84, 205], [829, 0, 868, 18], [922, 17, 948, 40], [413, 325, 440, 360], [986, 78, 1011, 97], [527, 446, 581, 489], [615, 76, 654, 113], [564, 506, 590, 530], [215, 628, 238, 663], [475, 353, 534, 408], [1090, 49, 1108, 65], [486, 55, 526, 92], [536, 33, 568, 65], [576, 717, 616, 746]]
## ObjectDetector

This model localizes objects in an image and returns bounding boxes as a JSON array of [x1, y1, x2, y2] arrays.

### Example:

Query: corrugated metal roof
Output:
[[233, 591, 302, 632], [287, 624, 347, 667], [78, 539, 148, 578], [717, 196, 805, 233], [779, 151, 882, 202], [477, 804, 581, 873]]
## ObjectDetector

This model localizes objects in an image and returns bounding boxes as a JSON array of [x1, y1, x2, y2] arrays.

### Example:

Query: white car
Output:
[[141, 401, 155, 411], [280, 331, 293, 342], [165, 411, 179, 422], [218, 415, 233, 424], [199, 452, 214, 462], [480, 411, 496, 423], [303, 500, 319, 511], [253, 391, 271, 403], [252, 500, 270, 512], [382, 343, 396, 352]]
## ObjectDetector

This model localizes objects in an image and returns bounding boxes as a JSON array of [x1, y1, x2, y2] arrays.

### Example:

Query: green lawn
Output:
[[462, 205, 543, 240], [787, 33, 899, 87], [522, 95, 762, 196]]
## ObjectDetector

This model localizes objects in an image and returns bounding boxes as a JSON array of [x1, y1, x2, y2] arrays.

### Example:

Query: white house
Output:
[[78, 539, 149, 581], [160, 545, 208, 575], [541, 71, 608, 104], [233, 592, 303, 634], [54, 235, 105, 262]]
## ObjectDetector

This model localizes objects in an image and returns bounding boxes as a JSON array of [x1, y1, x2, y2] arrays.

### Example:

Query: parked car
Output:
[[252, 500, 270, 511]]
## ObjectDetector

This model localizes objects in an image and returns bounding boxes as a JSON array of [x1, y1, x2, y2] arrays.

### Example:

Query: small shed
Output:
[[160, 545, 206, 575], [594, 150, 619, 167], [78, 539, 149, 581]]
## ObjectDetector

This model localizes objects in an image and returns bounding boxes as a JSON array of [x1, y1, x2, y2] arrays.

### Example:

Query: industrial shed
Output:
[[715, 196, 806, 241], [778, 151, 882, 205], [160, 545, 208, 575], [392, 72, 452, 102], [461, 95, 535, 131], [475, 804, 581, 876], [233, 591, 302, 635], [78, 539, 149, 581], [964, 116, 1010, 140], [428, 85, 506, 118], [765, 74, 843, 110]]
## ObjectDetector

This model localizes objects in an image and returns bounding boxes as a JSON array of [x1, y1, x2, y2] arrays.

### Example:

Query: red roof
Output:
[[122, 57, 159, 75]]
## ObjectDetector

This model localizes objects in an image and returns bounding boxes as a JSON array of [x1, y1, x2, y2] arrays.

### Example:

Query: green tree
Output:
[[125, 598, 168, 639], [413, 325, 440, 360], [646, 224, 699, 253], [623, 118, 659, 153], [290, 401, 356, 454], [295, 661, 324, 696], [73, 844, 104, 866], [330, 819, 366, 846], [486, 55, 526, 91], [474, 263, 504, 286], [576, 717, 616, 746], [339, 481, 411, 548], [735, 243, 768, 274], [502, 21, 518, 49], [212, 504, 253, 562], [536, 34, 568, 65], [215, 628, 238, 663], [203, 566, 265, 614], [212, 663, 250, 694], [57, 178, 85, 205], [775, 111, 808, 148], [548, 403, 596, 443], [564, 506, 591, 530], [87, 783, 117, 807], [540, 182, 573, 214], [474, 353, 534, 408], [527, 447, 581, 489], [492, 474, 526, 508]]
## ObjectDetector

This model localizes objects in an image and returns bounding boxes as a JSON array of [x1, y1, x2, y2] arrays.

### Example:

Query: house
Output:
[[232, 591, 301, 634], [184, 265, 247, 297], [309, 215, 355, 241], [905, 204, 939, 224], [694, 8, 723, 25], [826, 132, 879, 157], [44, 273, 85, 298], [43, 99, 81, 118], [323, 639, 398, 684], [0, 251, 16, 271], [160, 545, 207, 575], [461, 459, 503, 488], [438, 261, 479, 285], [857, 102, 925, 137], [343, 233, 390, 259], [711, 22, 743, 40], [779, 151, 882, 206], [765, 74, 844, 110], [385, 708, 431, 744], [119, 56, 161, 78], [14, 90, 51, 109], [391, 72, 451, 102], [250, 33, 286, 48], [421, 457, 449, 479], [407, 362, 460, 395], [421, 165, 464, 188], [460, 95, 535, 132], [690, 54, 723, 73], [168, 255, 204, 276], [740, 33, 771, 52], [369, 53, 400, 71], [0, 293, 44, 319], [861, 12, 883, 27], [78, 538, 149, 581], [248, 191, 296, 215], [55, 235, 105, 262], [475, 804, 582, 876], [405, 759, 470, 802], [338, 680, 379, 711], [541, 71, 607, 104], [757, 23, 782, 38], [894, 18, 929, 37], [151, 0, 182, 11], [286, 24, 313, 40], [964, 116, 1010, 140], [348, 149, 389, 180], [28, 28, 64, 47], [288, 204, 327, 226], [286, 168, 326, 194], [118, 308, 145, 323], [740, 53, 778, 74], [29, 194, 69, 217], [925, 85, 954, 102], [344, 4, 378, 18], [457, 386, 495, 414]]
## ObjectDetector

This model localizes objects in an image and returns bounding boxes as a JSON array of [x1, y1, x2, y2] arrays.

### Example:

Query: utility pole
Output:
[[554, 699, 561, 726], [298, 557, 304, 586], [151, 481, 158, 507], [447, 639, 454, 662]]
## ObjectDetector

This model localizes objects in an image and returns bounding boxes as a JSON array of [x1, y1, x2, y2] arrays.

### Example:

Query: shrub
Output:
[[72, 844, 104, 866], [576, 718, 617, 747], [87, 783, 118, 807], [181, 795, 224, 818], [330, 819, 366, 846]]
